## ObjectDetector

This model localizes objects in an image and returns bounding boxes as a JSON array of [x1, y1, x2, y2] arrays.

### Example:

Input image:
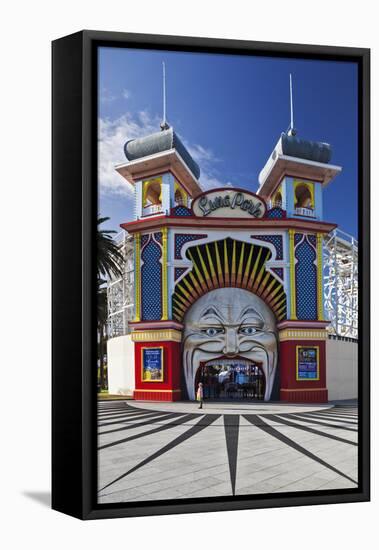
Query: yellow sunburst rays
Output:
[[173, 272, 202, 319], [172, 294, 186, 311], [172, 298, 187, 320], [196, 246, 213, 291], [273, 298, 286, 316], [182, 275, 201, 300], [266, 287, 286, 310], [241, 244, 254, 288], [175, 282, 194, 310], [246, 247, 262, 292], [236, 242, 245, 287], [214, 241, 224, 287], [268, 288, 287, 319], [272, 295, 287, 320], [205, 244, 219, 288], [172, 300, 188, 321], [260, 276, 278, 301], [255, 271, 271, 297], [266, 283, 285, 308], [224, 239, 230, 286], [187, 249, 209, 295], [173, 244, 214, 320], [173, 238, 287, 322], [275, 301, 287, 320], [251, 249, 271, 294], [230, 240, 237, 286], [188, 270, 203, 297]]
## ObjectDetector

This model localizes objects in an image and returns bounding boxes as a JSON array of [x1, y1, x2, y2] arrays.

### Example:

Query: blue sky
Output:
[[98, 46, 358, 237]]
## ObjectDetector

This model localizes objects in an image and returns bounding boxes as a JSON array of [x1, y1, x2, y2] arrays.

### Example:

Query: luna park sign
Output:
[[192, 188, 266, 219]]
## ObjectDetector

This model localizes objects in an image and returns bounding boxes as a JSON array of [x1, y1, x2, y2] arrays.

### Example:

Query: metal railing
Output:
[[142, 204, 163, 216], [294, 206, 315, 218], [270, 201, 283, 209]]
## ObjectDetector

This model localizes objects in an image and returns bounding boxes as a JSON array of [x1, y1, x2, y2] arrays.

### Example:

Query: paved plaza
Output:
[[97, 400, 358, 504]]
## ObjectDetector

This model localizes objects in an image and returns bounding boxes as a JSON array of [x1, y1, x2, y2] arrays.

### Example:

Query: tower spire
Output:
[[160, 62, 170, 131], [287, 73, 297, 136]]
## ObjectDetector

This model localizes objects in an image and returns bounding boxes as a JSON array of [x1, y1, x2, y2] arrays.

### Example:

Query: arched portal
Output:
[[182, 287, 278, 401], [195, 361, 266, 400]]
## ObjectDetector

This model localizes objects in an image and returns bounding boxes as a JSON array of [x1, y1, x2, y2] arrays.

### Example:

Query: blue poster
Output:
[[297, 347, 318, 379], [142, 348, 163, 381]]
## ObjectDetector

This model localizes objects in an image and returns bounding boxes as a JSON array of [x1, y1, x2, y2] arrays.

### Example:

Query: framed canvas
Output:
[[52, 30, 370, 520]]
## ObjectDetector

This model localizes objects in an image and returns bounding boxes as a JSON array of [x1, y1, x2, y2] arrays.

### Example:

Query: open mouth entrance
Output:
[[194, 358, 266, 401]]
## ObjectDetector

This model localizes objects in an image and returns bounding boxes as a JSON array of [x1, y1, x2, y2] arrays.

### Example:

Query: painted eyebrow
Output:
[[238, 307, 264, 324], [201, 307, 224, 321]]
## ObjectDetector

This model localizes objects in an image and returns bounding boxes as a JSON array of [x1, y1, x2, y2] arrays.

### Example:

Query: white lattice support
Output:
[[323, 229, 358, 339], [107, 232, 135, 338]]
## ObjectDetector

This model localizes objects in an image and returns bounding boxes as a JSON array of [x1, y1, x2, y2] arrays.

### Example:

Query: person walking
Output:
[[196, 382, 204, 409]]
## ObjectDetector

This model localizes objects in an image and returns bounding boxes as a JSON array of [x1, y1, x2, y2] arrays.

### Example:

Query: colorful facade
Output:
[[116, 126, 341, 402]]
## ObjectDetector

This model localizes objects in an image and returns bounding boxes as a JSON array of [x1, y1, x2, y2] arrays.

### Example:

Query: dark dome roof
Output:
[[124, 127, 201, 180], [280, 133, 332, 164]]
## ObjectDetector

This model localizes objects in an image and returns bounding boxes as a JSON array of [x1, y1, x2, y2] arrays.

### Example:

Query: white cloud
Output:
[[100, 87, 132, 104], [185, 141, 234, 189], [98, 111, 236, 198], [100, 87, 118, 103], [98, 112, 159, 197], [187, 143, 217, 164], [122, 89, 131, 100]]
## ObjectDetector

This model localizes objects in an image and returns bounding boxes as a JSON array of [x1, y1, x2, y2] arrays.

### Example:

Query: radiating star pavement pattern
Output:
[[97, 401, 358, 504]]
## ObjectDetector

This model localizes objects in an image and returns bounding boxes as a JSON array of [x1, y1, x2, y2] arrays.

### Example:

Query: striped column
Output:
[[161, 227, 168, 320]]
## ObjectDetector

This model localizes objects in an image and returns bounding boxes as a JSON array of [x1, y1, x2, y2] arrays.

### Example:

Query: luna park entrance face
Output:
[[195, 360, 265, 400]]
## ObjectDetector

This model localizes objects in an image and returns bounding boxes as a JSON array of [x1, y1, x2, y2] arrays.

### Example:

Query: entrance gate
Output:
[[195, 361, 265, 401], [119, 120, 334, 404]]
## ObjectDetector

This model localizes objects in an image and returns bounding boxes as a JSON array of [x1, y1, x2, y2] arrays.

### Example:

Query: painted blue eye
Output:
[[202, 327, 224, 336], [239, 326, 258, 335]]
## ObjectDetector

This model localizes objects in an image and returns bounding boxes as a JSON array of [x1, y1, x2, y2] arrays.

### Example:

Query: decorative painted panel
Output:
[[141, 235, 162, 320], [252, 235, 283, 260], [171, 205, 193, 217], [174, 233, 208, 260], [308, 234, 317, 247], [141, 234, 150, 247], [271, 267, 284, 280], [295, 235, 317, 320], [266, 207, 286, 219], [154, 231, 162, 244], [174, 267, 188, 281]]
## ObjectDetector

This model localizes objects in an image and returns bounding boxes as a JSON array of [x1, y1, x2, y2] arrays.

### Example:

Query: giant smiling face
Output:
[[182, 287, 278, 401]]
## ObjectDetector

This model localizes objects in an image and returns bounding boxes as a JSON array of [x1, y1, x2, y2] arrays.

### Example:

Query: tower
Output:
[[257, 131, 342, 401], [257, 132, 340, 221], [115, 124, 202, 400]]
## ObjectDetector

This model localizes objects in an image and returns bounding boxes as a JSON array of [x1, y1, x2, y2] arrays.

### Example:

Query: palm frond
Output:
[[97, 215, 124, 280]]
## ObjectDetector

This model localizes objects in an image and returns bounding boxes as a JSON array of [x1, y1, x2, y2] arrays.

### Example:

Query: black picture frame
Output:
[[52, 30, 370, 520]]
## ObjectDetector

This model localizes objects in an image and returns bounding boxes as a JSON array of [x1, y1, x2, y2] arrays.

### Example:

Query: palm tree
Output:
[[97, 216, 124, 390], [97, 216, 124, 280]]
